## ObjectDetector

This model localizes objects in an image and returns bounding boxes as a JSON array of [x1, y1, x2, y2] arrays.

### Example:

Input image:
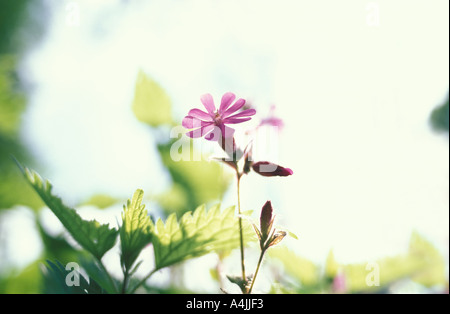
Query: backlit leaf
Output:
[[152, 204, 255, 270], [20, 165, 118, 260], [132, 70, 173, 127], [120, 189, 153, 271]]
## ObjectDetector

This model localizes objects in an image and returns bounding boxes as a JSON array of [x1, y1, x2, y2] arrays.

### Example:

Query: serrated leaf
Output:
[[132, 70, 173, 127], [152, 204, 256, 270], [20, 166, 118, 260], [120, 189, 153, 271]]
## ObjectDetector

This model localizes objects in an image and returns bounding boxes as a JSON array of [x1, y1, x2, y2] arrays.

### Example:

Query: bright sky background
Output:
[[6, 0, 448, 283]]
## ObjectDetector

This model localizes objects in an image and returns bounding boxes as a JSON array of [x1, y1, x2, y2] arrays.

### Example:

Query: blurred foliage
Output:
[[0, 0, 48, 55], [269, 246, 321, 293], [79, 194, 120, 209], [0, 0, 35, 54], [0, 260, 42, 294], [132, 70, 174, 127], [0, 56, 43, 210], [430, 95, 449, 133], [0, 0, 49, 211], [37, 220, 80, 265], [0, 57, 25, 136], [157, 139, 231, 215], [324, 249, 339, 279], [269, 231, 447, 294]]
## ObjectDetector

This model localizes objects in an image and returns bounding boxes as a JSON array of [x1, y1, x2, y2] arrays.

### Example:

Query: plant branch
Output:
[[128, 268, 158, 294], [121, 267, 130, 294], [236, 173, 246, 291], [248, 248, 266, 294]]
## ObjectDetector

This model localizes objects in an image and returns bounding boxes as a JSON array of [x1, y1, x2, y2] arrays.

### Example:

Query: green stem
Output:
[[236, 174, 246, 289], [121, 268, 130, 294], [128, 268, 158, 294], [97, 258, 119, 294], [248, 249, 266, 294]]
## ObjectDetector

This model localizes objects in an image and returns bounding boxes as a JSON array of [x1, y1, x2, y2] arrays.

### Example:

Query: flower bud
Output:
[[252, 161, 293, 177], [260, 201, 274, 240]]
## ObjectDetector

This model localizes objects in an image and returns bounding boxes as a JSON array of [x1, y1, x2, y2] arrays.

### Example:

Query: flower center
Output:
[[213, 111, 222, 125]]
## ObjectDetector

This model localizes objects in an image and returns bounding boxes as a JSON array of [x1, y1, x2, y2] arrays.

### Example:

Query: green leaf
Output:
[[79, 194, 119, 209], [120, 189, 153, 271], [20, 166, 118, 260], [269, 246, 321, 288], [430, 95, 449, 133], [0, 260, 42, 294], [152, 204, 256, 270], [79, 257, 119, 294], [0, 57, 43, 211], [132, 70, 173, 127]]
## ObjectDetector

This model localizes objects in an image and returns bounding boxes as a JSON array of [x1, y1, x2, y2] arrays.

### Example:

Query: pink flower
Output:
[[182, 92, 256, 141]]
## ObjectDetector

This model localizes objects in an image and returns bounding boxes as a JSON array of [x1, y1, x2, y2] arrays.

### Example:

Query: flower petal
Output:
[[226, 108, 256, 119], [222, 117, 252, 124], [188, 108, 213, 121], [186, 124, 215, 138], [200, 93, 216, 115], [219, 92, 236, 113], [182, 116, 212, 129], [222, 98, 246, 118], [259, 117, 284, 128]]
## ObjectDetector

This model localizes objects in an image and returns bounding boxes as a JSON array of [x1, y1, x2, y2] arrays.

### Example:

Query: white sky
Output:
[[9, 0, 449, 276]]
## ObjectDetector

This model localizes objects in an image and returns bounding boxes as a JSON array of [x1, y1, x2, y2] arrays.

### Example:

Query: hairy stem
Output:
[[236, 174, 246, 290], [248, 249, 266, 294]]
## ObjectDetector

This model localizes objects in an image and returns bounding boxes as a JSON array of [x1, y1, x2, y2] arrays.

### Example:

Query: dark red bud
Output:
[[252, 161, 293, 177], [260, 200, 274, 239]]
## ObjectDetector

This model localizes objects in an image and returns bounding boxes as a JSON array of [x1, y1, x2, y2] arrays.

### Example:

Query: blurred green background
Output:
[[0, 0, 448, 294]]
